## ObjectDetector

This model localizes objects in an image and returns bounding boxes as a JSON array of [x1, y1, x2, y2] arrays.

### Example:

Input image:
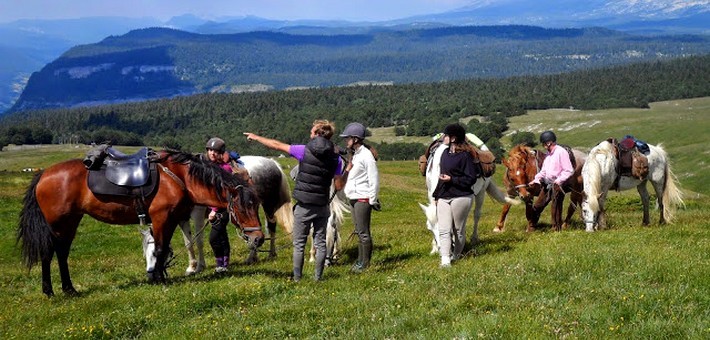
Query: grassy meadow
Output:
[[0, 98, 708, 338]]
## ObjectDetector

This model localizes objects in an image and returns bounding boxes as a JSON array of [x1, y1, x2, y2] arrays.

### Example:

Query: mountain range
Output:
[[1, 0, 708, 113]]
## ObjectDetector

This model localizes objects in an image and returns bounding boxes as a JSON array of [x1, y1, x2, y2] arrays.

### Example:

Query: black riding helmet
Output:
[[206, 137, 226, 153], [540, 130, 557, 144]]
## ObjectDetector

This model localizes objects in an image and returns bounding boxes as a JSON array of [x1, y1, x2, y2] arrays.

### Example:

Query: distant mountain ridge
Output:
[[1, 0, 708, 113], [8, 25, 710, 113]]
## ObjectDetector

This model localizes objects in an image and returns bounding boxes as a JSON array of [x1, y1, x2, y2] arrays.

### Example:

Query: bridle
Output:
[[227, 185, 263, 245]]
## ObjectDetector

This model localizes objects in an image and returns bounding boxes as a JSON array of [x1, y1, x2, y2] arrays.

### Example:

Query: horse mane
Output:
[[508, 144, 532, 165], [160, 150, 255, 204]]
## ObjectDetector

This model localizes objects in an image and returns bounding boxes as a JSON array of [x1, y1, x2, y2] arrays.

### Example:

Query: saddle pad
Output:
[[88, 163, 159, 197]]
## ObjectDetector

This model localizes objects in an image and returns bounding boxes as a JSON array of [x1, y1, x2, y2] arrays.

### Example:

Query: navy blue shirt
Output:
[[433, 149, 478, 199]]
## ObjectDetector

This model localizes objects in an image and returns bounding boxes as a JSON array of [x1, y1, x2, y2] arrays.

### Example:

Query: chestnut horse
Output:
[[17, 149, 263, 297], [496, 144, 586, 232]]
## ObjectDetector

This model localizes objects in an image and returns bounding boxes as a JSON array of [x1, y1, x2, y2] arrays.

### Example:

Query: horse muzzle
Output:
[[241, 228, 265, 249]]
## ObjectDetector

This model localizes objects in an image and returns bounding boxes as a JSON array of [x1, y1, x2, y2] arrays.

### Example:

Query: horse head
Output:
[[504, 145, 540, 202], [227, 184, 265, 249], [140, 228, 173, 282]]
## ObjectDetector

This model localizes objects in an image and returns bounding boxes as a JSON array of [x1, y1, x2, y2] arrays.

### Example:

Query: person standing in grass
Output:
[[244, 120, 344, 282], [340, 122, 380, 273], [432, 123, 478, 268], [204, 137, 234, 273]]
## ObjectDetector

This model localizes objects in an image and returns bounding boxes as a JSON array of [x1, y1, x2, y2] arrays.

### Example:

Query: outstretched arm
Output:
[[244, 132, 291, 154]]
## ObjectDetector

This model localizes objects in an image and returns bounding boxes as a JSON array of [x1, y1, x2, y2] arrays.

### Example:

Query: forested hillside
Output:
[[8, 25, 710, 112], [1, 54, 708, 160]]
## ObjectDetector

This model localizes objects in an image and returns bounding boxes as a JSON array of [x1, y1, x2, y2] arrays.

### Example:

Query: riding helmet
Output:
[[539, 130, 557, 144], [206, 137, 226, 153], [443, 123, 466, 143], [339, 122, 366, 140]]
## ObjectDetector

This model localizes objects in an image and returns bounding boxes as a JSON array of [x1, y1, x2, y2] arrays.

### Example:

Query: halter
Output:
[[227, 185, 263, 245]]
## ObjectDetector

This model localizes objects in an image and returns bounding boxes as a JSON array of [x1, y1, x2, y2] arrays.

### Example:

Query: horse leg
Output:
[[651, 179, 667, 225], [179, 219, 199, 275], [494, 203, 511, 233], [55, 236, 78, 296], [266, 215, 278, 258], [469, 195, 483, 244], [191, 207, 207, 272], [55, 217, 80, 295], [637, 183, 651, 226], [525, 202, 537, 232], [598, 193, 608, 230], [41, 252, 55, 297]]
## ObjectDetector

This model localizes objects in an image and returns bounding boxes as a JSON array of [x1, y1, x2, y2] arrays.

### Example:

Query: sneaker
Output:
[[350, 263, 365, 273], [289, 276, 301, 283], [215, 266, 228, 273]]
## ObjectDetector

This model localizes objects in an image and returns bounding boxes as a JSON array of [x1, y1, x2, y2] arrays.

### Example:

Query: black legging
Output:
[[209, 209, 230, 258]]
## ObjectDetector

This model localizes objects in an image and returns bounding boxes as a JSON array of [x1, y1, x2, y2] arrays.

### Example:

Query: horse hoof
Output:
[[64, 287, 79, 296], [492, 227, 503, 233]]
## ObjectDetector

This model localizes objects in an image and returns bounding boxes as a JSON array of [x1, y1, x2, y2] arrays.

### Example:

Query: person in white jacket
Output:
[[340, 122, 380, 273]]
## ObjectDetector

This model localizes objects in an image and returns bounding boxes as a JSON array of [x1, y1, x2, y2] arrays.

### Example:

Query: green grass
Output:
[[1, 98, 709, 338]]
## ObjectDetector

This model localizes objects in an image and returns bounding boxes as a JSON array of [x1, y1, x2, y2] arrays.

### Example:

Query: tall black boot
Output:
[[361, 240, 373, 269]]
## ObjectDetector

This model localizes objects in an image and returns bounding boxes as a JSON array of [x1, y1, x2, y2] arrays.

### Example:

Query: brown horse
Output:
[[17, 149, 263, 297], [496, 144, 586, 232]]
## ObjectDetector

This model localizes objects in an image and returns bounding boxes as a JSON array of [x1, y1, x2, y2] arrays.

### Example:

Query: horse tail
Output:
[[274, 171, 294, 234], [485, 178, 520, 205], [16, 171, 53, 269], [583, 153, 602, 214], [657, 145, 684, 223]]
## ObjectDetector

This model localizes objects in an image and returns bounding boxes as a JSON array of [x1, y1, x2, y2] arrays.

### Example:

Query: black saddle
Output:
[[86, 146, 159, 197], [104, 147, 150, 186]]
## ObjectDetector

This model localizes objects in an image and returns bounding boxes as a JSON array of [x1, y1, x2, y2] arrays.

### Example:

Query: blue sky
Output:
[[0, 0, 475, 23]]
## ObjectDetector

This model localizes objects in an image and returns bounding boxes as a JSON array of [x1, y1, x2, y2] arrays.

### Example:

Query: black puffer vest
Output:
[[293, 136, 338, 206]]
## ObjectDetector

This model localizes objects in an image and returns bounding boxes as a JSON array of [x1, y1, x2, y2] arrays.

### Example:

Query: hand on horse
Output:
[[208, 210, 217, 221], [439, 174, 451, 182]]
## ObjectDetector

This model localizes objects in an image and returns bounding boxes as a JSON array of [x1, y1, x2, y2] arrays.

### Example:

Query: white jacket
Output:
[[344, 145, 379, 203]]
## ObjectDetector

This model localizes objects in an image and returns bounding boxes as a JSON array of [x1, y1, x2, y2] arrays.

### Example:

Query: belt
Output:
[[357, 198, 369, 203]]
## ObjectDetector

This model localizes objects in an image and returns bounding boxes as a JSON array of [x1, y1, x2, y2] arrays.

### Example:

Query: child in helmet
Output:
[[205, 137, 234, 272]]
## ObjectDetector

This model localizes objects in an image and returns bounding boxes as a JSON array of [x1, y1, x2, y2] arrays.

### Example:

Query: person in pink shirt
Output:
[[528, 131, 574, 231], [204, 137, 234, 273]]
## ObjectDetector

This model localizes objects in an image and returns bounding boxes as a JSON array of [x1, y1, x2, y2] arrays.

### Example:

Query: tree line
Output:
[[1, 54, 708, 160]]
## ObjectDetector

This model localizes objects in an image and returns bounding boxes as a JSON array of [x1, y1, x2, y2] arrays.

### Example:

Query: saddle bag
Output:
[[468, 147, 496, 178], [476, 149, 496, 178], [418, 155, 428, 176]]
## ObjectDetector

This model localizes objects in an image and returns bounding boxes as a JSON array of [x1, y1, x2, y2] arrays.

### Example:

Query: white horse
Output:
[[419, 133, 519, 254], [160, 156, 294, 275], [581, 140, 684, 232], [308, 184, 351, 265]]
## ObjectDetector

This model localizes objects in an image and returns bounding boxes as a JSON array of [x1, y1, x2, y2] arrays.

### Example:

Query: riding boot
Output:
[[361, 240, 373, 269], [351, 243, 364, 272]]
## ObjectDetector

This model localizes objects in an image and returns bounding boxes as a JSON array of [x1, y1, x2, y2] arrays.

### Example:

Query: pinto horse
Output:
[[17, 149, 263, 297], [163, 155, 294, 274], [496, 144, 586, 232], [581, 140, 683, 232]]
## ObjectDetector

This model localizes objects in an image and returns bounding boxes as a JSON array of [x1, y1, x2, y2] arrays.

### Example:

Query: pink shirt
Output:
[[532, 144, 574, 185], [211, 162, 233, 212]]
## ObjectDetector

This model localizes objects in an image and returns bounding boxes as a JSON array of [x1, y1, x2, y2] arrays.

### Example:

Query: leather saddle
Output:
[[86, 147, 159, 197]]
